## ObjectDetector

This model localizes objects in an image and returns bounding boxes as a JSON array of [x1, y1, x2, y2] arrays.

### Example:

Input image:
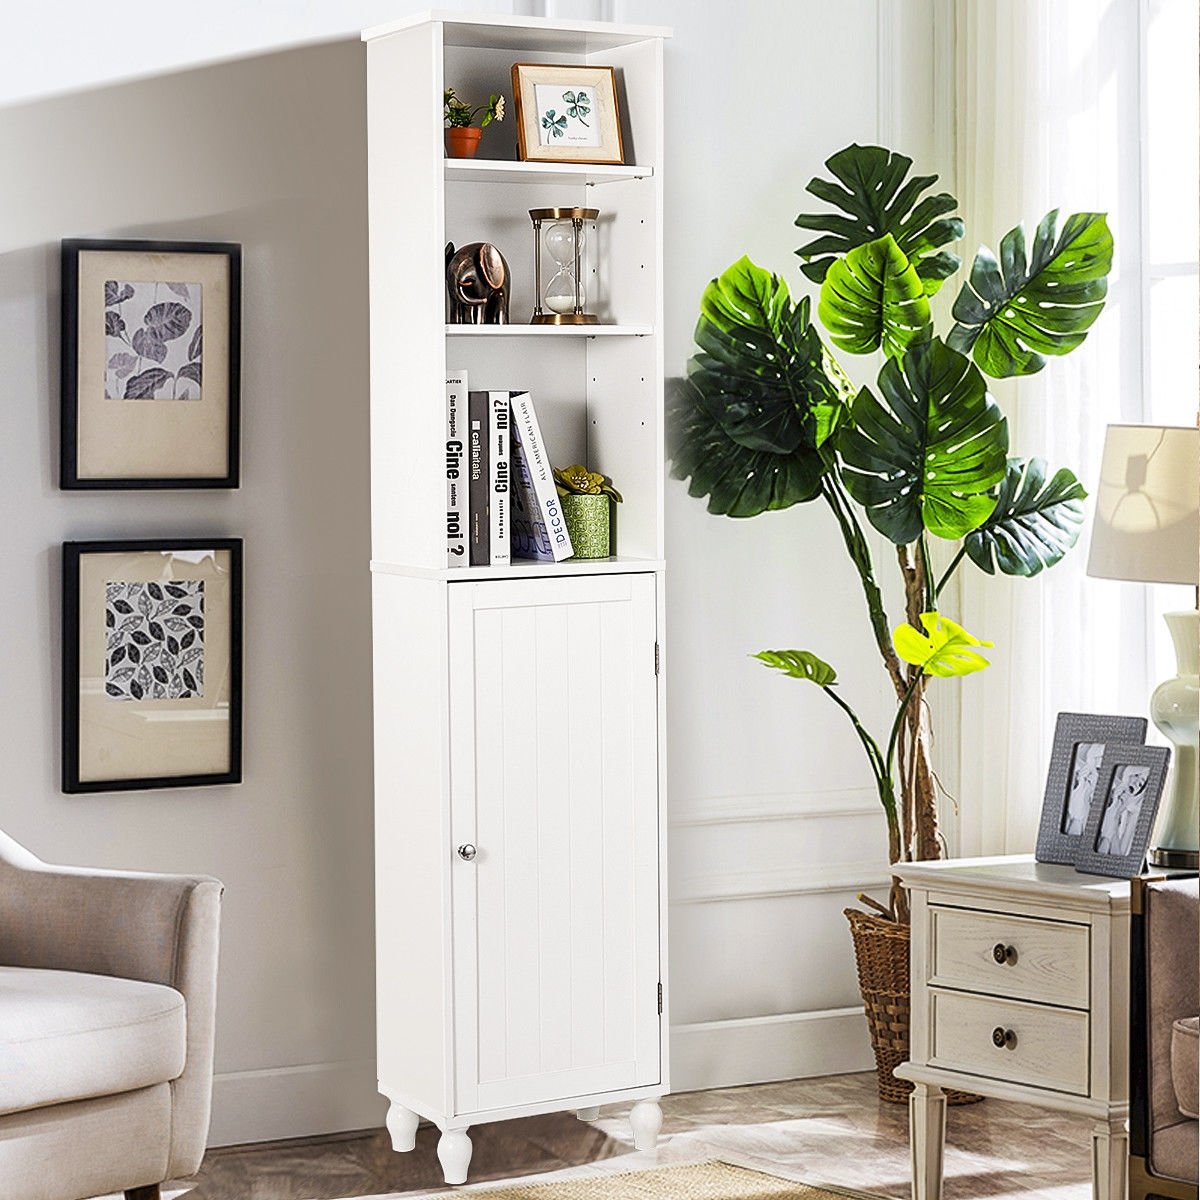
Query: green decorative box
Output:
[[562, 493, 612, 558]]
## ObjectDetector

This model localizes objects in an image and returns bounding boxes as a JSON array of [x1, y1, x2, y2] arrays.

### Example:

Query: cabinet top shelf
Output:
[[445, 160, 654, 186], [363, 11, 671, 51]]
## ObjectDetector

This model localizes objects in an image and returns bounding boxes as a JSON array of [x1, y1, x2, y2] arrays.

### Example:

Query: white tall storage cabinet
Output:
[[363, 12, 670, 1186]]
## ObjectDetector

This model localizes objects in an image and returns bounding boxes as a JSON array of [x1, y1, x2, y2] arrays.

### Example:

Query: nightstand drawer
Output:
[[929, 989, 1090, 1095], [929, 906, 1090, 1008]]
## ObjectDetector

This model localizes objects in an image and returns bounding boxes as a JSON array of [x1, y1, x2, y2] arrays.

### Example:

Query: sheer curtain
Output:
[[950, 0, 1196, 855]]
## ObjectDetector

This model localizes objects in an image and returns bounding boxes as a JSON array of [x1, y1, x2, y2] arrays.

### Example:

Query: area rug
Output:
[[395, 1159, 885, 1199]]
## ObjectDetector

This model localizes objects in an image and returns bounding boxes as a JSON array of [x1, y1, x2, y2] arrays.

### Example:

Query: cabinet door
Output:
[[448, 574, 661, 1115]]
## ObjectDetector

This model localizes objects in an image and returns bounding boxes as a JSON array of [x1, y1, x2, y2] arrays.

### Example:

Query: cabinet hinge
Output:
[[654, 642, 660, 675], [657, 982, 663, 1015]]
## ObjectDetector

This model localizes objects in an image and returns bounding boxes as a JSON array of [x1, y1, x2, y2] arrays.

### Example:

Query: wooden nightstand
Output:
[[895, 855, 1131, 1200]]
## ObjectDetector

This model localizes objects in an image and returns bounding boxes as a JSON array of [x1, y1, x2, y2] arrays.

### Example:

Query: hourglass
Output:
[[529, 206, 599, 325]]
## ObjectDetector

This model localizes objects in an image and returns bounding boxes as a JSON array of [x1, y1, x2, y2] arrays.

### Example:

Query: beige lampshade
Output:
[[1087, 424, 1200, 585]]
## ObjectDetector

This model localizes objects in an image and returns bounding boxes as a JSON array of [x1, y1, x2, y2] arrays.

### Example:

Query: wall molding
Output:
[[671, 1007, 875, 1093], [670, 789, 879, 829], [673, 863, 890, 905], [209, 1059, 386, 1147]]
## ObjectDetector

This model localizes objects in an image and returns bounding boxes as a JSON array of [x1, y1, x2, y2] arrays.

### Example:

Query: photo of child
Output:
[[1061, 742, 1104, 835], [1095, 764, 1151, 857]]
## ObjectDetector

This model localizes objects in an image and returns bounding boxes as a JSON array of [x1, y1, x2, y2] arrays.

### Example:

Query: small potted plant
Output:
[[554, 464, 622, 559], [444, 88, 505, 159]]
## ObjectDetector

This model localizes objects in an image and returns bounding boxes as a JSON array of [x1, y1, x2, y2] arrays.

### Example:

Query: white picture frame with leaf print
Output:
[[511, 64, 625, 165], [61, 238, 241, 489]]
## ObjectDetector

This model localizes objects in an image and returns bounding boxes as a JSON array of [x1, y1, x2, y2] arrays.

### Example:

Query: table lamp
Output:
[[1087, 423, 1200, 869]]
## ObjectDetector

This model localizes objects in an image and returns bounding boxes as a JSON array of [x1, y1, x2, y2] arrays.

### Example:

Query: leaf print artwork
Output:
[[104, 580, 204, 700], [562, 90, 591, 125], [541, 109, 567, 139], [534, 82, 602, 149], [104, 280, 203, 400]]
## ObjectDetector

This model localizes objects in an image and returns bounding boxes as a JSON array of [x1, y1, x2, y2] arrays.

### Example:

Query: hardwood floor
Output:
[[148, 1072, 1094, 1200]]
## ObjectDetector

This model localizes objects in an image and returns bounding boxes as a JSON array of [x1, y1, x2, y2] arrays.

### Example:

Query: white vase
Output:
[[1148, 609, 1199, 868]]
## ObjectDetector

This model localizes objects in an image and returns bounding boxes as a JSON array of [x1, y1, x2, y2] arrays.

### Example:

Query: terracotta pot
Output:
[[445, 127, 483, 159]]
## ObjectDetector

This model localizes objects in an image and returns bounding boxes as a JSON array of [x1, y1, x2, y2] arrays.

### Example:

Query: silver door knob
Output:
[[457, 844, 477, 861]]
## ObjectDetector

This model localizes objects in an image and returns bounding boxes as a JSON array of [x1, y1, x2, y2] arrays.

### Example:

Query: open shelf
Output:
[[371, 555, 665, 582], [445, 159, 654, 186], [446, 323, 653, 338]]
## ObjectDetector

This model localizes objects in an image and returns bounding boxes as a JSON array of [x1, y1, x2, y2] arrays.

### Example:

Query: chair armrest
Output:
[[0, 830, 223, 1176], [0, 830, 220, 988]]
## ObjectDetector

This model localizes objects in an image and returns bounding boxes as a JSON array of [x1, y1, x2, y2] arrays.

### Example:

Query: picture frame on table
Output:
[[1074, 744, 1171, 878], [511, 63, 625, 165], [60, 238, 241, 489], [62, 538, 243, 793], [1034, 711, 1148, 865]]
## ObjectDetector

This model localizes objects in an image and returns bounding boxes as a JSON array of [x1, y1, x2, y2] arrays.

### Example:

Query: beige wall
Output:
[[0, 40, 381, 1143]]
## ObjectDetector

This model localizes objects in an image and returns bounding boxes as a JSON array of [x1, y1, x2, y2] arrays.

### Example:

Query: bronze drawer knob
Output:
[[991, 1026, 1018, 1049], [992, 942, 1018, 965]]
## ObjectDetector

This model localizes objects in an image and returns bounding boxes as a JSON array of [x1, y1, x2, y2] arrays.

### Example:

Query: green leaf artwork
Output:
[[795, 144, 964, 293], [948, 210, 1113, 378], [964, 457, 1088, 576], [893, 613, 994, 678], [541, 110, 567, 138], [838, 337, 1009, 543]]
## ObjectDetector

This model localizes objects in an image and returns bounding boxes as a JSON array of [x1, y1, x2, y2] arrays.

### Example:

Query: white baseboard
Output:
[[208, 1012, 872, 1145], [669, 1007, 875, 1093], [208, 1059, 388, 1147]]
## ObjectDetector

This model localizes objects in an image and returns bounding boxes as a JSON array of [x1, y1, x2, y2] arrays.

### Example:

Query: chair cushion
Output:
[[0, 966, 186, 1116], [1173, 1016, 1199, 1119]]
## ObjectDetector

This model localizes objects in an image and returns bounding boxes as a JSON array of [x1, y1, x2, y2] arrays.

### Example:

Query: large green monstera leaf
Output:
[[795, 144, 964, 294], [964, 457, 1087, 576], [948, 210, 1113, 378], [668, 257, 843, 517], [819, 234, 932, 359], [838, 338, 1009, 543], [894, 613, 993, 677]]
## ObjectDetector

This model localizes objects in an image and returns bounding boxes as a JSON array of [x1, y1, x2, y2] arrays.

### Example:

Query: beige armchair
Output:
[[1130, 875, 1199, 1200], [0, 830, 222, 1200]]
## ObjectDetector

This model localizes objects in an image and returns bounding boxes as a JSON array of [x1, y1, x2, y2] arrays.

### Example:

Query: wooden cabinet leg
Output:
[[125, 1187, 161, 1200], [910, 1082, 946, 1200], [630, 1099, 662, 1151], [1091, 1117, 1128, 1200], [437, 1128, 473, 1185], [385, 1102, 420, 1152]]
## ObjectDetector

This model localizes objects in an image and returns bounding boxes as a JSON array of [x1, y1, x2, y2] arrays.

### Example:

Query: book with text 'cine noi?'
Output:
[[445, 369, 468, 566]]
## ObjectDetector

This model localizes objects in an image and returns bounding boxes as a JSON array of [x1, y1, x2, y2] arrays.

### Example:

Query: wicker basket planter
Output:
[[845, 908, 982, 1105]]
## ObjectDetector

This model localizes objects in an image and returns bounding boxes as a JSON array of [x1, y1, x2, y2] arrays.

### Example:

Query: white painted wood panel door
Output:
[[448, 574, 661, 1116]]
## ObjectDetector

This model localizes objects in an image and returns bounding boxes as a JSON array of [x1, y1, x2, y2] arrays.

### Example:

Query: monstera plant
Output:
[[669, 144, 1113, 921]]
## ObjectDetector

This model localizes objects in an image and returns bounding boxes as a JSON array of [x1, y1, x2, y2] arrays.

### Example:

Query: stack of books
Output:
[[446, 372, 574, 567]]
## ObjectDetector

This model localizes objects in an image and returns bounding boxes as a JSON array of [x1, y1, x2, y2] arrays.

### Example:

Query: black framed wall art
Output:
[[62, 539, 243, 792], [61, 239, 241, 488]]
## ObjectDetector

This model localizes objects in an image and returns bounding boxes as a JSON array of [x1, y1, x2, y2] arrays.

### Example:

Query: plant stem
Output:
[[822, 684, 901, 863], [918, 535, 936, 612], [934, 545, 968, 599], [821, 475, 904, 695], [885, 668, 926, 781]]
